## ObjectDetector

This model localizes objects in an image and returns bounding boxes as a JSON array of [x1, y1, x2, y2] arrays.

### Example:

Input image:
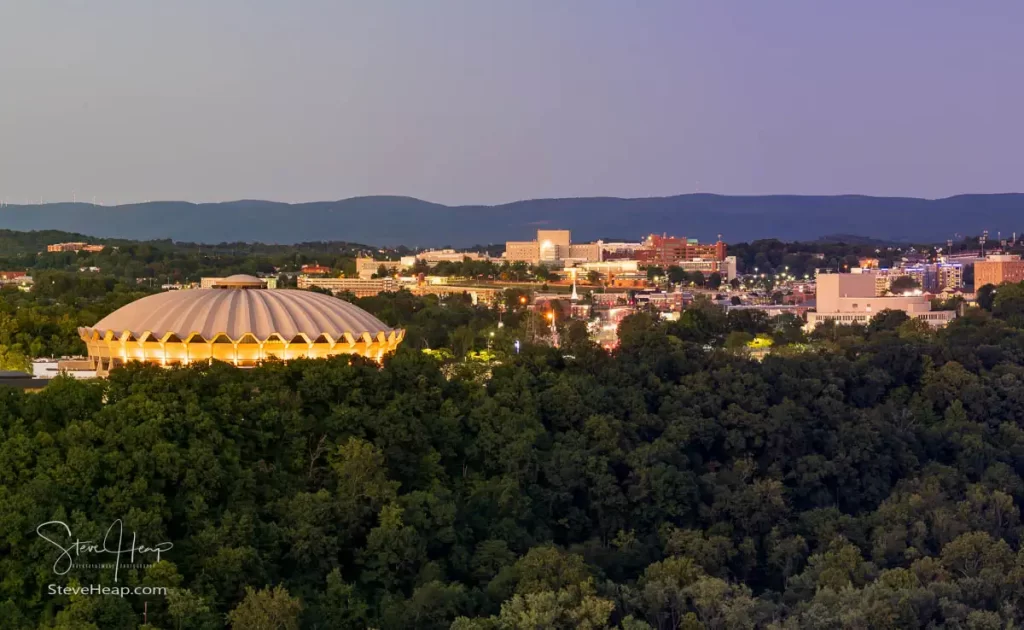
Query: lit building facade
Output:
[[636, 234, 727, 268], [676, 256, 738, 281], [301, 264, 332, 276], [805, 271, 956, 331], [503, 230, 602, 266], [47, 242, 106, 253], [298, 276, 398, 297], [79, 275, 404, 376], [862, 263, 963, 294], [974, 254, 1024, 288], [399, 249, 490, 268]]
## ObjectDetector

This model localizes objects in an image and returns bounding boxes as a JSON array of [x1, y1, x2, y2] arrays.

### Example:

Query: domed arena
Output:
[[78, 275, 404, 376]]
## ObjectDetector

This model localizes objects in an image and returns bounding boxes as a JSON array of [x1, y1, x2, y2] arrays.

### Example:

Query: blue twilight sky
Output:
[[0, 1, 1021, 206]]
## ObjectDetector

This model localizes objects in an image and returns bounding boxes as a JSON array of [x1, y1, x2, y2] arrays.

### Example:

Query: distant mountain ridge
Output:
[[0, 193, 1021, 247]]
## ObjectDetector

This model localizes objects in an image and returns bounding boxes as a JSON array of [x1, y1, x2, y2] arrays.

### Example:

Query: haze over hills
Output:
[[0, 193, 1021, 247]]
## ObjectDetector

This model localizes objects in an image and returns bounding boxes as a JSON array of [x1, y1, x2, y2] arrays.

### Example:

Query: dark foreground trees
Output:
[[5, 306, 1024, 628]]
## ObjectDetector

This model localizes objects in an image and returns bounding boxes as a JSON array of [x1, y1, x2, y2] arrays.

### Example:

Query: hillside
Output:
[[0, 193, 1021, 246]]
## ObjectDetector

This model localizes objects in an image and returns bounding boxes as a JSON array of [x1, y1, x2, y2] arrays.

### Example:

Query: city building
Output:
[[804, 271, 956, 332], [0, 371, 51, 390], [676, 256, 738, 281], [599, 242, 642, 260], [0, 271, 29, 288], [46, 242, 106, 253], [608, 272, 649, 288], [633, 290, 684, 311], [503, 230, 601, 266], [202, 276, 278, 289], [936, 263, 964, 292], [78, 274, 404, 376], [400, 249, 490, 268], [574, 260, 640, 280], [974, 254, 1024, 288], [860, 263, 963, 294], [590, 292, 630, 307], [298, 276, 398, 297], [636, 234, 726, 268], [940, 252, 985, 266], [300, 264, 332, 276], [0, 272, 33, 290], [32, 358, 97, 380], [356, 257, 404, 279]]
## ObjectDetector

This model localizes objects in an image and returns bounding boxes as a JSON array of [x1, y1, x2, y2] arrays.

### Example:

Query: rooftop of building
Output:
[[81, 287, 396, 343]]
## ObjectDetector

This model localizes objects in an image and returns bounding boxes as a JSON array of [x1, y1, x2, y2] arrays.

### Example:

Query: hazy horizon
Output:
[[6, 191, 1024, 209], [2, 1, 1022, 206]]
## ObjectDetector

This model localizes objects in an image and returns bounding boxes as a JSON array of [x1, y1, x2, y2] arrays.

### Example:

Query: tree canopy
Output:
[[5, 288, 1024, 628]]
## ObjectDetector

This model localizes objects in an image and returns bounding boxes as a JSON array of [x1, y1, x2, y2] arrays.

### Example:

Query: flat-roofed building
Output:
[[974, 254, 1024, 288], [576, 260, 640, 275], [401, 249, 489, 268], [677, 256, 738, 281], [599, 242, 642, 259], [637, 234, 727, 267], [504, 241, 541, 264], [567, 243, 600, 263], [298, 276, 398, 297], [356, 257, 404, 279], [805, 271, 956, 331], [47, 242, 106, 253], [504, 230, 601, 266], [202, 276, 278, 289], [301, 264, 332, 276]]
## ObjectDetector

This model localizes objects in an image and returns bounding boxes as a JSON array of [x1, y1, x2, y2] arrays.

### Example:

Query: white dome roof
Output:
[[84, 288, 395, 342]]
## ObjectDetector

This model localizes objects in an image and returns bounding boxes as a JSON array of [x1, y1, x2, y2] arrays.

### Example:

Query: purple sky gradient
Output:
[[0, 1, 1021, 205]]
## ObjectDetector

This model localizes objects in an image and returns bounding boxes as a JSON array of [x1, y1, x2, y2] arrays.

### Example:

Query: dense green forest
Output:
[[4, 281, 1024, 628], [0, 229, 419, 284]]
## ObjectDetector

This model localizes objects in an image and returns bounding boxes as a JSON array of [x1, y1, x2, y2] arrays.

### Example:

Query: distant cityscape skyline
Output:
[[2, 2, 1022, 206]]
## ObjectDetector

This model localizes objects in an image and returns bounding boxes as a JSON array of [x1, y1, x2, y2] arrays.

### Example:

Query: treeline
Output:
[[0, 231, 412, 283], [0, 272, 154, 367], [727, 237, 1020, 279], [6, 284, 1024, 628]]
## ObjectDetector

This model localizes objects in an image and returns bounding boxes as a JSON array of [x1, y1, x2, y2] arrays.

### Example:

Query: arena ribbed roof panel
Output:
[[84, 288, 394, 341]]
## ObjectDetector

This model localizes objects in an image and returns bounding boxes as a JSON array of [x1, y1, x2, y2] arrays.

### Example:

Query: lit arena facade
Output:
[[78, 275, 404, 376]]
